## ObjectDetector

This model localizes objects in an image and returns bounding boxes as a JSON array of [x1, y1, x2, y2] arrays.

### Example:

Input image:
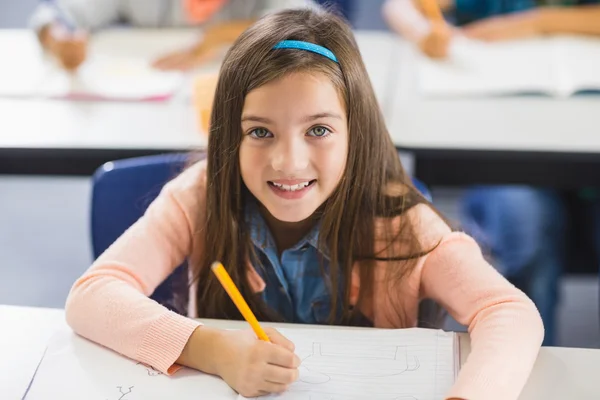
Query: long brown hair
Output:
[[191, 8, 439, 326]]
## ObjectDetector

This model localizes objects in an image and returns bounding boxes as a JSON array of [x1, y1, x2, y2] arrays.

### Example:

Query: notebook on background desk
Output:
[[418, 35, 600, 98], [23, 327, 459, 400], [0, 29, 220, 102]]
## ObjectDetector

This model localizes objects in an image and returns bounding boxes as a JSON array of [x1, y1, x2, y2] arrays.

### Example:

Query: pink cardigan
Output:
[[65, 160, 543, 400]]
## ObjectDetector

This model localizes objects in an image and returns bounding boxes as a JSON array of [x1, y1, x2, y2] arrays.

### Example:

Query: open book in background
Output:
[[25, 327, 458, 400], [0, 29, 218, 102], [418, 35, 600, 98]]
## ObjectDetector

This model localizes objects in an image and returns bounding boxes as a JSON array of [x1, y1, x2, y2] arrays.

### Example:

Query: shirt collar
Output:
[[244, 197, 327, 258]]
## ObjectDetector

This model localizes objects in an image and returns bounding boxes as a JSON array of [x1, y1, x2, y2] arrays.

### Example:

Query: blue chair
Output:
[[412, 177, 432, 203], [91, 152, 197, 314], [91, 152, 432, 314]]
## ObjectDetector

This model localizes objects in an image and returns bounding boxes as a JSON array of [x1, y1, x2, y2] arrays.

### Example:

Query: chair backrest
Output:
[[412, 177, 432, 203], [91, 152, 433, 314], [91, 153, 196, 314]]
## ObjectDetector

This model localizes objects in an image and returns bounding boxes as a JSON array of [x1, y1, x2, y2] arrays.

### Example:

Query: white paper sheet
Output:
[[24, 328, 236, 400], [25, 327, 456, 400], [240, 328, 457, 400], [0, 29, 202, 101]]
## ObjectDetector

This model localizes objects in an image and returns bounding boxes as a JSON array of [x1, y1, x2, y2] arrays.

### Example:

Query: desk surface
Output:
[[3, 304, 600, 400], [388, 40, 600, 187], [2, 29, 600, 185], [389, 40, 600, 154], [0, 29, 397, 175]]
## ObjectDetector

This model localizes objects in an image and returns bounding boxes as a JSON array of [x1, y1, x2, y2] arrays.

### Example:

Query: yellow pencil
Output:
[[211, 261, 271, 342], [419, 0, 444, 23]]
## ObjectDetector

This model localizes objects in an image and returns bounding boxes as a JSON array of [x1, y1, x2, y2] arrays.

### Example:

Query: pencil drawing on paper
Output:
[[299, 342, 420, 384], [105, 386, 134, 400], [137, 361, 163, 376]]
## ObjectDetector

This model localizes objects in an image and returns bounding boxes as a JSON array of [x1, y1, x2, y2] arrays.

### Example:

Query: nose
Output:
[[270, 135, 309, 174]]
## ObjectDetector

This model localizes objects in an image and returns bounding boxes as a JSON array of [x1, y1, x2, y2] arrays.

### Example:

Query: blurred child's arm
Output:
[[153, 0, 319, 70], [153, 19, 255, 70], [463, 5, 600, 41], [30, 0, 121, 70], [382, 0, 455, 58], [65, 163, 206, 375], [408, 205, 543, 400], [382, 0, 454, 42], [540, 6, 600, 37]]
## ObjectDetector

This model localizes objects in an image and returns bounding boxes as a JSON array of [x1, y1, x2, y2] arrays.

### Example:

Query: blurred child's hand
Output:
[[152, 42, 219, 71], [462, 11, 542, 41], [418, 22, 452, 59], [215, 328, 300, 397], [44, 24, 88, 71]]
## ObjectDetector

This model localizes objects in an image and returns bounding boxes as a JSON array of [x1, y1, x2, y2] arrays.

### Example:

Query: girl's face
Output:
[[239, 72, 349, 223]]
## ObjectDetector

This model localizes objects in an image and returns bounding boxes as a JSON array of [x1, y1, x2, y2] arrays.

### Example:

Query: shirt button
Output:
[[300, 245, 309, 252]]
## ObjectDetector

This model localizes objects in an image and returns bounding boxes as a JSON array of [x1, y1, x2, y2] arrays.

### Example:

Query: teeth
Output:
[[271, 181, 311, 191]]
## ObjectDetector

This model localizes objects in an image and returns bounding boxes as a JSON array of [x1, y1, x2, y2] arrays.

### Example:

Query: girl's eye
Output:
[[249, 128, 272, 139], [307, 126, 331, 138]]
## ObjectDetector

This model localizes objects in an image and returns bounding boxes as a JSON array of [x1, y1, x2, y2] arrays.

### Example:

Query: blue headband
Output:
[[272, 40, 338, 63]]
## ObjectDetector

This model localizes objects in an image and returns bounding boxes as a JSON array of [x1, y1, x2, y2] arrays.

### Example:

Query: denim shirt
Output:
[[245, 200, 333, 324]]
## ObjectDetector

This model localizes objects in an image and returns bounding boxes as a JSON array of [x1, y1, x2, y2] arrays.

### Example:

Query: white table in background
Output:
[[0, 29, 397, 176], [387, 39, 600, 188], [2, 304, 600, 400]]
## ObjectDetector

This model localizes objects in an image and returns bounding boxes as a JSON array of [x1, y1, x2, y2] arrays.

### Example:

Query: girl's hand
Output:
[[214, 327, 300, 397], [418, 22, 452, 59]]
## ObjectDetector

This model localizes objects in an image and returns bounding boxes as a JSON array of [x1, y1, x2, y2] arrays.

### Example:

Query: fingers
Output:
[[259, 381, 290, 394], [264, 364, 299, 385], [264, 328, 295, 352], [265, 345, 300, 369]]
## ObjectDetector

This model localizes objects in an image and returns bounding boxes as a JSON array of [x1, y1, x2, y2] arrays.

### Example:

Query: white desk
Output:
[[388, 40, 600, 188], [3, 29, 599, 185], [3, 304, 600, 400], [0, 29, 397, 176]]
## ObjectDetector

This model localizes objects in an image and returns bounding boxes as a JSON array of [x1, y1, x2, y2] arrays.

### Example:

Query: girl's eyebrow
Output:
[[301, 112, 343, 122], [241, 112, 342, 124], [241, 115, 273, 124]]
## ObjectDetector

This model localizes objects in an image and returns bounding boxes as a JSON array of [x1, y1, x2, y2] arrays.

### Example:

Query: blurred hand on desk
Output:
[[39, 19, 254, 73], [418, 21, 452, 59], [39, 24, 88, 71]]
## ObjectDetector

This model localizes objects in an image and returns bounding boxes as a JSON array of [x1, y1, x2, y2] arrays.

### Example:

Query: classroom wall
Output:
[[0, 0, 37, 28]]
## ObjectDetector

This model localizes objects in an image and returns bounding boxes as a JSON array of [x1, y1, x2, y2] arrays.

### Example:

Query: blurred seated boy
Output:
[[383, 0, 600, 345]]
